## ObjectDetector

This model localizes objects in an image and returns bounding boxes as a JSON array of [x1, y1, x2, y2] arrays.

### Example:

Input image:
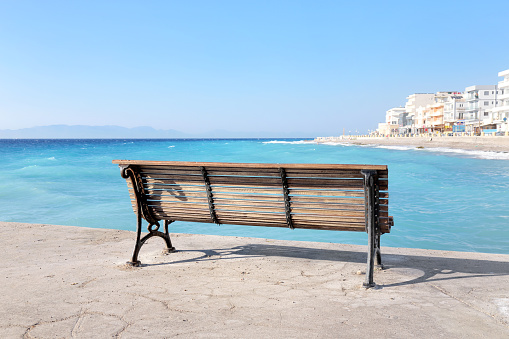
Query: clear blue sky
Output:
[[1, 0, 508, 136]]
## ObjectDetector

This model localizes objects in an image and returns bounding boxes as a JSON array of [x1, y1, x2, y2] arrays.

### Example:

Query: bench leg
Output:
[[362, 170, 377, 288], [375, 233, 383, 269], [162, 220, 176, 254], [364, 218, 376, 288], [127, 216, 176, 266]]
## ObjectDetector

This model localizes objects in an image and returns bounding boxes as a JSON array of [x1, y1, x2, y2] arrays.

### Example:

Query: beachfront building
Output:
[[404, 93, 434, 134], [464, 85, 498, 134], [428, 92, 464, 132], [490, 69, 509, 134], [443, 95, 465, 131], [415, 106, 430, 133], [377, 122, 389, 135], [385, 107, 407, 134]]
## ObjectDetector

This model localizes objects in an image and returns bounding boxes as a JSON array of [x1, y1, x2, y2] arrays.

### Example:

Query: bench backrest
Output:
[[113, 161, 393, 234]]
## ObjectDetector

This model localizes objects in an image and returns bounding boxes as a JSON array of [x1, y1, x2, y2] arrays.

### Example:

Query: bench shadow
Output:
[[142, 243, 509, 288]]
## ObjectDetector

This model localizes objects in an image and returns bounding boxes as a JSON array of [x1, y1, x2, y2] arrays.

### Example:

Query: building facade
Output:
[[464, 85, 498, 133], [490, 69, 509, 133]]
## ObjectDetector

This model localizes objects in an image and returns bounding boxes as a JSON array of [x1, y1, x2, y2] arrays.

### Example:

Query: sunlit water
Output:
[[1, 138, 508, 254]]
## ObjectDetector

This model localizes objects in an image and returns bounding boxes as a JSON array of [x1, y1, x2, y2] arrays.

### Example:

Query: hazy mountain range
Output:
[[0, 125, 312, 139]]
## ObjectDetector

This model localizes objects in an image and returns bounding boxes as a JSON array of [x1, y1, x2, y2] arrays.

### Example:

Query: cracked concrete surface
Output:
[[1, 222, 508, 338]]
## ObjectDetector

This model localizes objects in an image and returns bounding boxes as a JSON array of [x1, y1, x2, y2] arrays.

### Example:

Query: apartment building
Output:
[[404, 93, 434, 133], [464, 85, 498, 132], [490, 69, 509, 133], [443, 95, 465, 129], [385, 107, 407, 134]]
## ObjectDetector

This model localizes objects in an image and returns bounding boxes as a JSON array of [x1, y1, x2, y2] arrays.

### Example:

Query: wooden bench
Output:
[[112, 160, 394, 287]]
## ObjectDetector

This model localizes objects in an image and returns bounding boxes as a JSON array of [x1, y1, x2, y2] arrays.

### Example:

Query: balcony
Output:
[[498, 91, 509, 100], [498, 80, 509, 89], [491, 105, 509, 113]]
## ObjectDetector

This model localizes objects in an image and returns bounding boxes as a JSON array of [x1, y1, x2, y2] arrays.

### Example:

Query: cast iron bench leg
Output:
[[127, 216, 176, 266], [362, 170, 377, 288]]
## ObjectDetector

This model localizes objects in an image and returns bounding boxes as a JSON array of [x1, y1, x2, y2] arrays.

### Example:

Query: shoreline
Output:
[[2, 222, 508, 337], [313, 136, 509, 153]]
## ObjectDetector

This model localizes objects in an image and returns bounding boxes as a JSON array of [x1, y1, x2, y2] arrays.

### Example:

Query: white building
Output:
[[385, 107, 407, 134], [490, 69, 509, 133], [464, 85, 498, 132], [443, 95, 465, 128], [404, 93, 435, 133]]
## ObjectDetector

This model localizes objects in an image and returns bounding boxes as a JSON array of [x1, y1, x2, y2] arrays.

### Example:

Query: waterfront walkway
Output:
[[1, 222, 508, 338], [314, 135, 509, 152]]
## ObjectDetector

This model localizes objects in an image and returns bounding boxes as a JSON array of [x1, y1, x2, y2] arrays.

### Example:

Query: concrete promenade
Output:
[[1, 222, 508, 338]]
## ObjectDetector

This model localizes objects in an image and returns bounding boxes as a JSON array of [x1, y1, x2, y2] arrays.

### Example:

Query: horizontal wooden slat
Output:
[[212, 193, 284, 202], [214, 200, 284, 208], [292, 214, 365, 223], [207, 169, 281, 177], [291, 208, 366, 217], [285, 169, 388, 179], [113, 160, 388, 171], [289, 189, 365, 197], [209, 176, 282, 186], [208, 186, 282, 194], [142, 174, 204, 181]]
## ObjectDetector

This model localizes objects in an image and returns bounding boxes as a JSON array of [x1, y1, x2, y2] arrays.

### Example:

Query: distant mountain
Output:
[[0, 125, 189, 139], [0, 125, 314, 139]]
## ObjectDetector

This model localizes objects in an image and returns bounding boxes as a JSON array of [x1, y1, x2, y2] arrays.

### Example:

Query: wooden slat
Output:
[[285, 169, 388, 179], [212, 193, 284, 202], [113, 160, 388, 171], [143, 181, 206, 188], [142, 174, 204, 181], [292, 214, 365, 223], [215, 205, 284, 214], [208, 186, 282, 194], [214, 200, 284, 208], [288, 196, 364, 205], [207, 169, 281, 177], [144, 190, 208, 199], [287, 178, 364, 189], [289, 201, 364, 209], [290, 208, 366, 217], [215, 211, 286, 221], [209, 176, 282, 186], [289, 189, 364, 198], [149, 196, 210, 204]]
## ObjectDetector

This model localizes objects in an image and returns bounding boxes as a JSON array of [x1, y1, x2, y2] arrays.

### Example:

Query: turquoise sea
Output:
[[1, 138, 508, 254]]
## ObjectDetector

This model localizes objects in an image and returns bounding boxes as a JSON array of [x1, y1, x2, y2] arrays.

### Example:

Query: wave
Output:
[[375, 145, 415, 151], [375, 145, 509, 160], [262, 140, 308, 145], [168, 145, 175, 148], [420, 147, 509, 160]]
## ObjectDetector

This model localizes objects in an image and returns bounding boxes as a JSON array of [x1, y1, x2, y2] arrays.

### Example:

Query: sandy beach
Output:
[[1, 222, 508, 338], [314, 136, 509, 153]]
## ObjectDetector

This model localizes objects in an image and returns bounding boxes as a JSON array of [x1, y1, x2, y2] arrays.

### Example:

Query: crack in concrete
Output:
[[22, 310, 128, 338], [430, 283, 509, 329]]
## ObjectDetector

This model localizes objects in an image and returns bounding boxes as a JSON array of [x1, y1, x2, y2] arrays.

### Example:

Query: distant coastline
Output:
[[0, 125, 315, 139]]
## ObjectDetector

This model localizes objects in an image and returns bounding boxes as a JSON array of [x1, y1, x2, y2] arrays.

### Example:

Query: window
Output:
[[484, 91, 489, 95], [484, 101, 489, 106], [484, 112, 489, 117]]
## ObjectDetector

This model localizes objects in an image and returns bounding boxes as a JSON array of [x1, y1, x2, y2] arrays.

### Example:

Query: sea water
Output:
[[1, 138, 508, 254]]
